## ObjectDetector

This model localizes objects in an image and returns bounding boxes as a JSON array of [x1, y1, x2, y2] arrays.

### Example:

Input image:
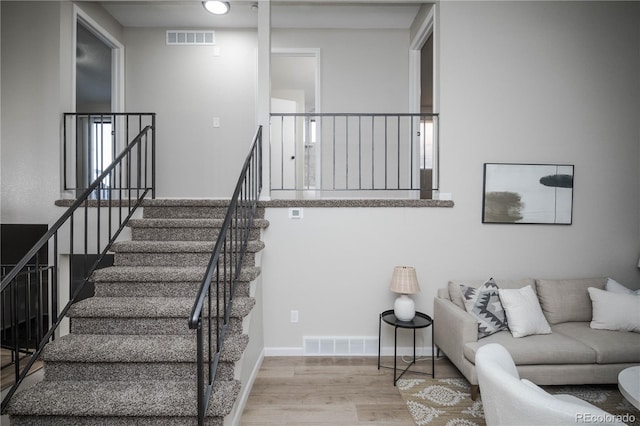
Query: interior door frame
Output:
[[271, 48, 321, 115]]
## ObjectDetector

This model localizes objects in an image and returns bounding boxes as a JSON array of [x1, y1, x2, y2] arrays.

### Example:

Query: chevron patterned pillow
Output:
[[461, 278, 509, 339]]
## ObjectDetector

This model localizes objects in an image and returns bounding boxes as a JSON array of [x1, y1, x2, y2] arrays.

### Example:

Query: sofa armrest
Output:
[[434, 297, 478, 368]]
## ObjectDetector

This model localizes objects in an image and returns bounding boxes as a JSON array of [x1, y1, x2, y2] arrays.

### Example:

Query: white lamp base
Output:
[[394, 294, 415, 321]]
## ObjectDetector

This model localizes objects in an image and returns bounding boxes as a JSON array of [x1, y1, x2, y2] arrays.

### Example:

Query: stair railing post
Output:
[[196, 322, 205, 426]]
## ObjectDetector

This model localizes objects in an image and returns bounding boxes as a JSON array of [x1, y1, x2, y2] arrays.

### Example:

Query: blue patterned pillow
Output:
[[460, 278, 509, 339]]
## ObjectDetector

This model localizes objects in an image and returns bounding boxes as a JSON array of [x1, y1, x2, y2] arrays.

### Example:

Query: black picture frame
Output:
[[482, 163, 574, 225]]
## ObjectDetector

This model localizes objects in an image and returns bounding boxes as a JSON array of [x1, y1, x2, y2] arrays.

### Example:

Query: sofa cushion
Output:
[[464, 330, 596, 365], [552, 322, 640, 364], [535, 278, 606, 324], [448, 278, 536, 310]]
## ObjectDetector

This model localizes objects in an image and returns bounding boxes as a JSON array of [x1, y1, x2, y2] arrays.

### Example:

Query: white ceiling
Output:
[[100, 1, 424, 29]]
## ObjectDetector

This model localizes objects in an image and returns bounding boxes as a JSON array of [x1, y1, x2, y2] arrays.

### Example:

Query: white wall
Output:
[[0, 1, 123, 225], [123, 28, 258, 198], [272, 28, 410, 112], [260, 1, 640, 353], [1, 2, 64, 224]]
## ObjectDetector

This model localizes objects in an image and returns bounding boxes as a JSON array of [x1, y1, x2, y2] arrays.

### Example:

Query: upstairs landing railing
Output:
[[188, 126, 262, 425], [270, 112, 439, 198], [63, 113, 156, 195], [0, 114, 155, 413]]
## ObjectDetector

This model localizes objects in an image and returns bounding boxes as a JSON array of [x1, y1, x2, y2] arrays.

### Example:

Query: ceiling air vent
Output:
[[166, 31, 215, 46]]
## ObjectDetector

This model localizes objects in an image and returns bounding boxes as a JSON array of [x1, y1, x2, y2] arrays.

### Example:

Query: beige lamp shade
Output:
[[389, 266, 420, 295]]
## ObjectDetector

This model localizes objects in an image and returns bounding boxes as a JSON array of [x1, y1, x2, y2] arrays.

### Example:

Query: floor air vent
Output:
[[303, 336, 378, 356], [166, 31, 215, 45]]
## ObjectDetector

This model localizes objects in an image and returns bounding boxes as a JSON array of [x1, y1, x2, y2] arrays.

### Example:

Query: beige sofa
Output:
[[434, 277, 640, 400]]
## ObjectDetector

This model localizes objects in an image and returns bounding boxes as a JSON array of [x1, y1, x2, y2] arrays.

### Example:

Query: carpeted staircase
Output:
[[6, 199, 268, 425]]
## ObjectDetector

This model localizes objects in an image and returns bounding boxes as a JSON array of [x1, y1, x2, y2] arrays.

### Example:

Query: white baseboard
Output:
[[263, 347, 304, 356], [226, 348, 265, 426], [263, 346, 435, 357]]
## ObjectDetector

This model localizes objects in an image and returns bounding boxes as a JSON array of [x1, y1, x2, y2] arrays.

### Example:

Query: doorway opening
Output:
[[76, 21, 112, 112], [73, 11, 123, 196], [409, 4, 437, 200], [271, 49, 320, 195]]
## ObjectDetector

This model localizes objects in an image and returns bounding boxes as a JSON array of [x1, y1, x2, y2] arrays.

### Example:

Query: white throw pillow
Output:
[[605, 277, 640, 295], [588, 287, 640, 333], [498, 285, 552, 338]]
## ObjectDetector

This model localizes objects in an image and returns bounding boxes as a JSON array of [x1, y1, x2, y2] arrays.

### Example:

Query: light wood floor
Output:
[[239, 356, 461, 425]]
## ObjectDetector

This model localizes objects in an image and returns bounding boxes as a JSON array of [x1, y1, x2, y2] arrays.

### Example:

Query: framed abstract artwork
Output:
[[482, 163, 574, 225]]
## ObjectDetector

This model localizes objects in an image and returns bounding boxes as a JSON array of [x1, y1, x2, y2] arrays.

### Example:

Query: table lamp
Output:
[[389, 266, 421, 321]]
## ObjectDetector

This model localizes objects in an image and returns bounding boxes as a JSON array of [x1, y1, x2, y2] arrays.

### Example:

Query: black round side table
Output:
[[377, 309, 434, 385]]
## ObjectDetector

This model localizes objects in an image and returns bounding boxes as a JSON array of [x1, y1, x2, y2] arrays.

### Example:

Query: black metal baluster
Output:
[[371, 116, 375, 189], [397, 115, 401, 190], [345, 116, 349, 190]]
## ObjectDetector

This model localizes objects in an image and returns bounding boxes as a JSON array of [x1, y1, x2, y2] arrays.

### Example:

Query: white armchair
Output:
[[476, 343, 624, 426]]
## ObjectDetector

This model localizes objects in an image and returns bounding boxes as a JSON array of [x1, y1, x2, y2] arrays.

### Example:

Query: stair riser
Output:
[[44, 361, 235, 382], [70, 317, 244, 336], [131, 227, 263, 241], [94, 281, 251, 298], [143, 206, 265, 219], [113, 252, 256, 268]]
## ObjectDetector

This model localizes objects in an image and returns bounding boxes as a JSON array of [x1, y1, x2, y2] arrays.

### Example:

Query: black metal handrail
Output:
[[270, 112, 439, 196], [0, 115, 155, 413], [188, 126, 262, 425]]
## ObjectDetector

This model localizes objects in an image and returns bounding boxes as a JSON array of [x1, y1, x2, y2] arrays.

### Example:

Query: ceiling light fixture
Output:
[[203, 1, 230, 15]]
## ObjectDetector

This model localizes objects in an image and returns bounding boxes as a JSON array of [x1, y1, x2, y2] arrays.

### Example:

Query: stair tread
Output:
[[5, 379, 240, 418], [111, 240, 265, 253], [92, 265, 260, 282], [43, 333, 248, 363], [67, 296, 255, 319], [128, 218, 269, 228]]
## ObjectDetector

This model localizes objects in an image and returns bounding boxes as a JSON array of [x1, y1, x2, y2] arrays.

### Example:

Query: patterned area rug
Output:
[[397, 377, 640, 426]]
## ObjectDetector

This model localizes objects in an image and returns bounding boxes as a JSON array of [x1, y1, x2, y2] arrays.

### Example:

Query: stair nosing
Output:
[[111, 240, 265, 253], [67, 296, 256, 319]]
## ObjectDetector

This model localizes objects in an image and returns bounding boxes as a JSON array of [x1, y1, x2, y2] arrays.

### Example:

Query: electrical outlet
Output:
[[290, 310, 299, 323], [213, 117, 220, 128], [289, 207, 303, 219]]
